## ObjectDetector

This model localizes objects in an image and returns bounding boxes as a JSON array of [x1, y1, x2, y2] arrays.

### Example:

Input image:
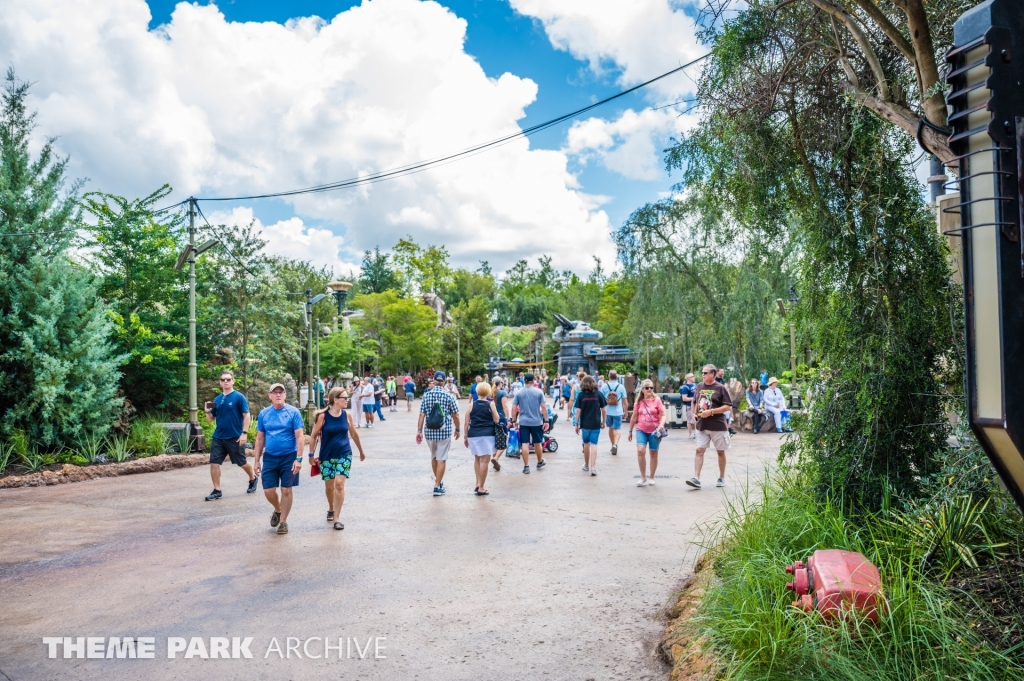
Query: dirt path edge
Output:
[[0, 454, 208, 489], [659, 555, 719, 681]]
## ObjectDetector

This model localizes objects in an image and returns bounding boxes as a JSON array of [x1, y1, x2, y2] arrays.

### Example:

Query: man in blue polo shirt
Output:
[[203, 369, 256, 500], [254, 383, 306, 535]]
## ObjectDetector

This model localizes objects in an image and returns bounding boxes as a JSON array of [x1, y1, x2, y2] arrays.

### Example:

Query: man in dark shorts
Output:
[[511, 373, 549, 474], [203, 370, 256, 500], [254, 383, 306, 535], [686, 364, 732, 490]]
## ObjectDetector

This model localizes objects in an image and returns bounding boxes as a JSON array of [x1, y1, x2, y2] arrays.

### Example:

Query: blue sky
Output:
[[143, 0, 695, 258]]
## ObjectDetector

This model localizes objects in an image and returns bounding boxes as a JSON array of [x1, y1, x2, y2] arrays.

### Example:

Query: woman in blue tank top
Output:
[[310, 387, 365, 530]]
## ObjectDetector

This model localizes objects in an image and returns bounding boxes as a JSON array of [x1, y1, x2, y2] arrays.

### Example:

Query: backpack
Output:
[[606, 381, 621, 407], [425, 399, 446, 430]]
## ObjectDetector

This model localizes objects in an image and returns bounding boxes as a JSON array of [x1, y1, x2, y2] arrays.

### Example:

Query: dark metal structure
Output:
[[945, 0, 1024, 510], [551, 314, 636, 376]]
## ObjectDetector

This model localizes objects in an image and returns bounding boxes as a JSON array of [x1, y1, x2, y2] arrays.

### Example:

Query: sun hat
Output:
[[768, 377, 779, 386]]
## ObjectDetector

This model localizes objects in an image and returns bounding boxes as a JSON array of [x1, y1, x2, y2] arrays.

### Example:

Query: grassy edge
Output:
[[660, 469, 1024, 681]]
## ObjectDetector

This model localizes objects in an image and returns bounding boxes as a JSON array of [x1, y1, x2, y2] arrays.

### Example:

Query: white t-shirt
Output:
[[361, 383, 375, 401]]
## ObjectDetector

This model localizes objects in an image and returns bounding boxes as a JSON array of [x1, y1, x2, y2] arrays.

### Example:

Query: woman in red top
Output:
[[628, 379, 666, 487]]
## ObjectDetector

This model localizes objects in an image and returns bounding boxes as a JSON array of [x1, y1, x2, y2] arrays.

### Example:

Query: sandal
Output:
[[475, 489, 490, 496], [333, 521, 345, 530], [327, 511, 335, 522], [491, 458, 501, 472]]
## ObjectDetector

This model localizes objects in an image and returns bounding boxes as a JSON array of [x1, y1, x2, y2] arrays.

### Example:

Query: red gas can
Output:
[[784, 549, 882, 622]]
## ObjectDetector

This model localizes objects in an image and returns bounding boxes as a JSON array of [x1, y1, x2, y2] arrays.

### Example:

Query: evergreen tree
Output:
[[0, 71, 124, 444]]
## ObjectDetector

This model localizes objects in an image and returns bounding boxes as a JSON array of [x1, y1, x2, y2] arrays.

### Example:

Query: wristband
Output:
[[295, 457, 303, 463]]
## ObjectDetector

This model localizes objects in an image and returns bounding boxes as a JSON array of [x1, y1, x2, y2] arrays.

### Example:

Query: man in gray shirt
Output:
[[511, 373, 548, 474]]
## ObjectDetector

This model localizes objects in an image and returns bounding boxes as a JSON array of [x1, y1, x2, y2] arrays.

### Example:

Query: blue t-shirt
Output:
[[679, 383, 697, 406], [599, 380, 627, 417], [257, 404, 304, 456], [561, 382, 571, 397], [759, 372, 769, 387], [404, 380, 415, 397], [212, 390, 249, 440], [470, 383, 478, 401]]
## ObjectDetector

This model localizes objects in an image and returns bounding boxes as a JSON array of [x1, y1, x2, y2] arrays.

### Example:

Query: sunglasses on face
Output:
[[702, 371, 713, 374], [643, 386, 653, 391], [220, 378, 233, 382]]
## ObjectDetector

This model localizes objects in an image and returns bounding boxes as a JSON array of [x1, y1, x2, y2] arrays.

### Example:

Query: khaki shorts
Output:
[[695, 430, 730, 451], [427, 438, 452, 461]]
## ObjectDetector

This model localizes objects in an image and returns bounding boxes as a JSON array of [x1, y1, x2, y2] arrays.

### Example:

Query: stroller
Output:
[[504, 422, 559, 456]]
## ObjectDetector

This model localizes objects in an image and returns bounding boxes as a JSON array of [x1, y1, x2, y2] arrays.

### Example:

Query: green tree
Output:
[[392, 236, 454, 295], [667, 5, 954, 507], [0, 71, 125, 444], [319, 327, 376, 377], [358, 247, 403, 294], [202, 221, 297, 396], [81, 186, 187, 412], [380, 298, 440, 373], [442, 296, 492, 384]]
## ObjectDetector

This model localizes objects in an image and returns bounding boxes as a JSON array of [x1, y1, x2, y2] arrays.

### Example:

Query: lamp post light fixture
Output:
[[174, 198, 219, 452], [327, 281, 353, 332], [945, 0, 1024, 511]]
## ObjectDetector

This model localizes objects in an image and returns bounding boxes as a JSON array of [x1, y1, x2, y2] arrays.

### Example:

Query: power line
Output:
[[196, 53, 710, 202], [194, 202, 262, 279]]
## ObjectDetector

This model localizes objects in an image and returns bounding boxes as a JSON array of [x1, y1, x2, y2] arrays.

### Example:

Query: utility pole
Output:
[[315, 317, 321, 393], [187, 198, 199, 449], [174, 205, 219, 451], [306, 289, 314, 426]]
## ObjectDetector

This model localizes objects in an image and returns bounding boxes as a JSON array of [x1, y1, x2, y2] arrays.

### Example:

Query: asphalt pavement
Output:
[[0, 400, 779, 681]]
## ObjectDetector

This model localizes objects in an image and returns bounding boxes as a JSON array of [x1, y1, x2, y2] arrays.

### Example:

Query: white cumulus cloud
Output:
[[511, 0, 705, 183], [0, 0, 615, 273], [205, 207, 348, 272]]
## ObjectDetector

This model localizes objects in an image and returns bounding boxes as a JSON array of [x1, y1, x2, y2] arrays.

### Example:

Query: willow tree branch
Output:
[[807, 0, 890, 100], [849, 0, 916, 65], [893, 0, 946, 127], [844, 84, 955, 165]]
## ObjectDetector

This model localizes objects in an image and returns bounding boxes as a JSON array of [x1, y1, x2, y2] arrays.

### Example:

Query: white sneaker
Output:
[[591, 468, 597, 476], [647, 478, 656, 486], [716, 478, 725, 487], [637, 478, 648, 487], [582, 465, 590, 472]]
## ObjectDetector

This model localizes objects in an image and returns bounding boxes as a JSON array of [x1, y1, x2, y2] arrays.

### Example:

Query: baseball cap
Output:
[[524, 372, 536, 383], [269, 383, 286, 393], [433, 371, 446, 381]]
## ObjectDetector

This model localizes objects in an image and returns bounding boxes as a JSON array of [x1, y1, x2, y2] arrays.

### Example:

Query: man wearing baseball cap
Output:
[[416, 370, 461, 496], [254, 383, 306, 534]]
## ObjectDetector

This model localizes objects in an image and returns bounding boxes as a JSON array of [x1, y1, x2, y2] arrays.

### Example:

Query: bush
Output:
[[128, 417, 171, 457], [695, 468, 1024, 680]]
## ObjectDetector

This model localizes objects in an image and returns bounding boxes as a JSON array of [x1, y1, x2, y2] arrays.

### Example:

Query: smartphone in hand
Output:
[[204, 401, 213, 412]]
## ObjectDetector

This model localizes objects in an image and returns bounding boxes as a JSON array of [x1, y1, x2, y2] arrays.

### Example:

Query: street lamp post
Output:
[[174, 197, 218, 451], [327, 281, 353, 332], [776, 286, 804, 410]]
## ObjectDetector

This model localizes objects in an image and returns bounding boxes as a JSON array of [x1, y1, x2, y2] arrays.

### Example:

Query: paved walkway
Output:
[[0, 403, 779, 680]]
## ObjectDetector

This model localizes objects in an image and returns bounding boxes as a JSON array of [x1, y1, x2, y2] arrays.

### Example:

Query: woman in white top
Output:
[[762, 377, 786, 433]]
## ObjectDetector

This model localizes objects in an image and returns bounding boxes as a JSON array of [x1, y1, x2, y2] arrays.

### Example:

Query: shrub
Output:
[[104, 436, 133, 463], [77, 433, 106, 464], [128, 418, 170, 457]]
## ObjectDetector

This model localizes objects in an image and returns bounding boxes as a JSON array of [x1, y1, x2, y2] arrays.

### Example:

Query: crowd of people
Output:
[[201, 363, 791, 536]]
